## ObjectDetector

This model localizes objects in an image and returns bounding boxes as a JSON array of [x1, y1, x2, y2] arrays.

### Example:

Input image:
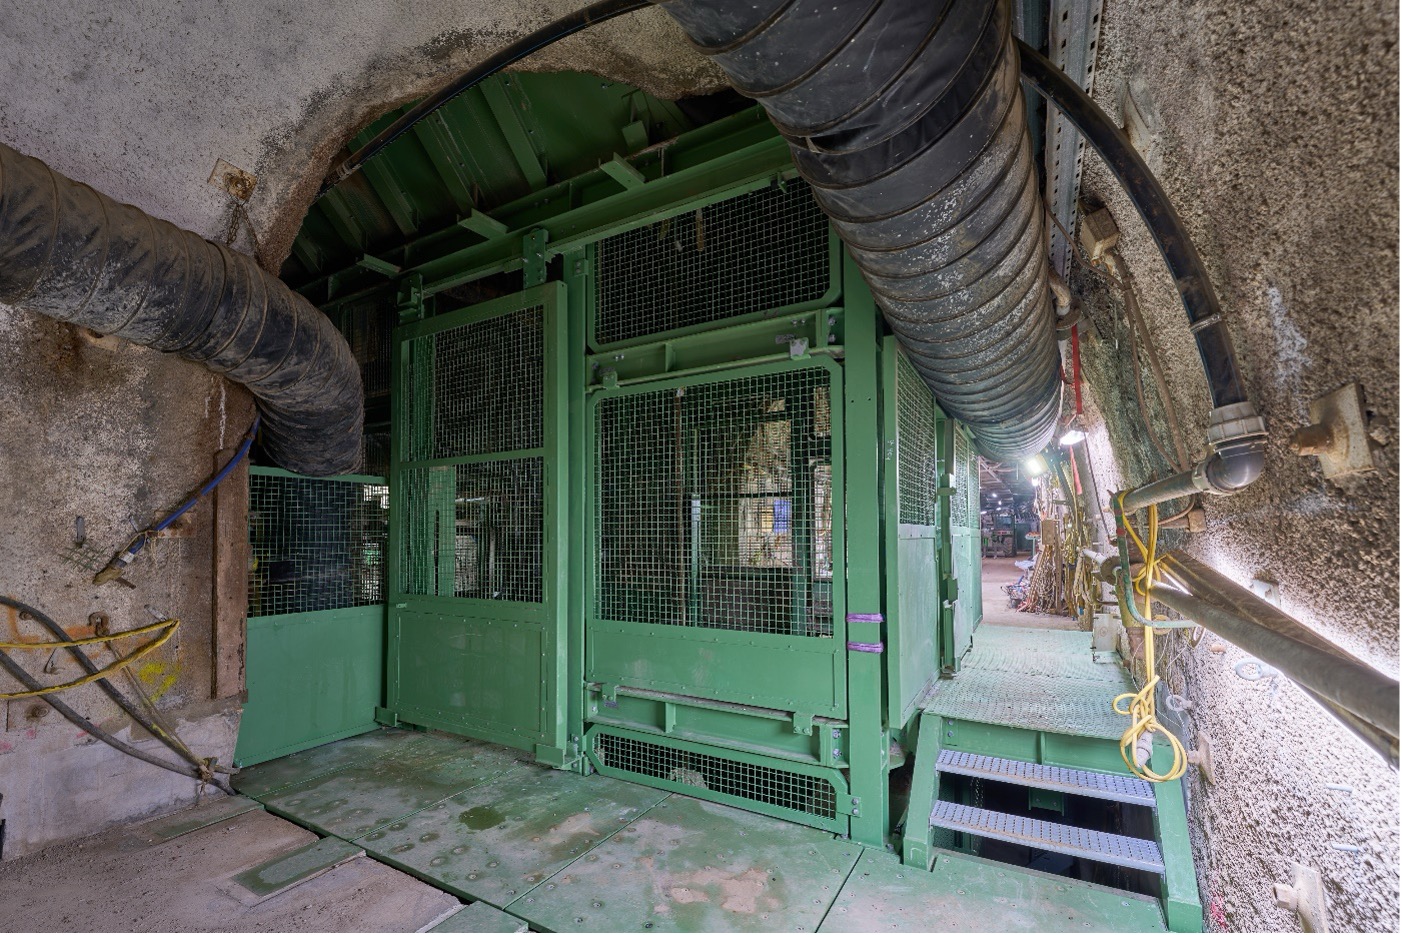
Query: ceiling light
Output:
[[1023, 453, 1049, 478], [1059, 428, 1087, 446]]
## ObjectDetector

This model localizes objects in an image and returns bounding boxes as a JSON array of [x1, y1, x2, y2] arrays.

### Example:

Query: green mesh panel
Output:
[[248, 473, 388, 617], [398, 459, 543, 602], [592, 180, 831, 346], [400, 306, 543, 462], [332, 296, 396, 401], [593, 730, 837, 821], [952, 429, 974, 528], [896, 353, 940, 526], [397, 304, 545, 602], [595, 367, 834, 637]]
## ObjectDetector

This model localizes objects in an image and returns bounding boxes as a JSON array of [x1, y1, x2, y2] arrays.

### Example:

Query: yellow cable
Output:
[[0, 620, 180, 700], [0, 617, 176, 649], [1112, 497, 1187, 783]]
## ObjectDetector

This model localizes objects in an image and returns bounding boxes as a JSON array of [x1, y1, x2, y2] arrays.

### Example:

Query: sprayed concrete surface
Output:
[[0, 1, 716, 860], [1071, 1, 1399, 930]]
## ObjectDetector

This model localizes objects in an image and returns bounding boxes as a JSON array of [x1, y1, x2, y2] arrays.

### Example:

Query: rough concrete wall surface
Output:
[[1071, 0, 1399, 930], [0, 1, 713, 859]]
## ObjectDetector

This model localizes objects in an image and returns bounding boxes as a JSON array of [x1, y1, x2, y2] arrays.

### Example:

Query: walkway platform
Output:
[[231, 725, 1166, 932], [922, 625, 1136, 740]]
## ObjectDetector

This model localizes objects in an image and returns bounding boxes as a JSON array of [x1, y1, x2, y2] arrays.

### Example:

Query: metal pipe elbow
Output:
[[1199, 402, 1268, 495]]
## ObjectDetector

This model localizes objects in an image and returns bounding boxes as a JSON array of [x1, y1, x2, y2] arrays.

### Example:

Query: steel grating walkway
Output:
[[922, 626, 1136, 739], [936, 750, 1157, 807], [929, 801, 1166, 875]]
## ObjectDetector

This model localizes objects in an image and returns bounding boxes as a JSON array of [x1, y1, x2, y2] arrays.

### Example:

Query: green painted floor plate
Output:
[[260, 735, 528, 839], [360, 766, 668, 907], [430, 901, 530, 933], [924, 626, 1135, 740], [226, 835, 364, 904], [819, 849, 1166, 932], [232, 728, 429, 798], [127, 794, 263, 845], [508, 794, 860, 932]]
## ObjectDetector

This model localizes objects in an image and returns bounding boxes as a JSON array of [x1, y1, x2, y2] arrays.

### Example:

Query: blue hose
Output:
[[94, 415, 261, 585]]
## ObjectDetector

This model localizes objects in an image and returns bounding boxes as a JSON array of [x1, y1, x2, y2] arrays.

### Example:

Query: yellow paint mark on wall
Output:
[[137, 661, 180, 701]]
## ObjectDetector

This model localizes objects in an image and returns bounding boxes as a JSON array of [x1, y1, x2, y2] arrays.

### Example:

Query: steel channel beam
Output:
[[1044, 0, 1106, 277]]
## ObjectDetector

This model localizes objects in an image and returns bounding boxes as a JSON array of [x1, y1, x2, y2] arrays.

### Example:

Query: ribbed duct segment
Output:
[[0, 143, 362, 476], [655, 0, 1061, 459]]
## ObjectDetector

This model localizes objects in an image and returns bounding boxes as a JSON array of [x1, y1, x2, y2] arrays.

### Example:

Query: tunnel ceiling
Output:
[[282, 71, 741, 290]]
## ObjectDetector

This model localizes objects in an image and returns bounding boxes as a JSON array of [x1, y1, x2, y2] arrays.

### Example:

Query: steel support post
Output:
[[842, 253, 890, 847]]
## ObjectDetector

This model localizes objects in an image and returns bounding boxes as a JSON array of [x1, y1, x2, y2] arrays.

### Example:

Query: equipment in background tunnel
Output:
[[655, 0, 1063, 461], [0, 143, 363, 477]]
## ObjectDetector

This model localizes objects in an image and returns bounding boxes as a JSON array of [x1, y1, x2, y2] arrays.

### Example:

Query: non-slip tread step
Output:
[[929, 800, 1165, 874], [936, 750, 1157, 808]]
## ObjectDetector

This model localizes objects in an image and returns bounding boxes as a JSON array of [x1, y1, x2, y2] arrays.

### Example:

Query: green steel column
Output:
[[936, 415, 958, 673], [563, 249, 590, 771], [842, 252, 889, 847], [381, 275, 425, 724], [1154, 771, 1204, 931]]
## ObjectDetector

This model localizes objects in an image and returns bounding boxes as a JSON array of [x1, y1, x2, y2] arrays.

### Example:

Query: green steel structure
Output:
[[238, 72, 1202, 931]]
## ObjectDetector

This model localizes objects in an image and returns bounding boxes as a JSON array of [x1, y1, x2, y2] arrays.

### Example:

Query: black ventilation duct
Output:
[[0, 142, 362, 477], [656, 0, 1061, 459]]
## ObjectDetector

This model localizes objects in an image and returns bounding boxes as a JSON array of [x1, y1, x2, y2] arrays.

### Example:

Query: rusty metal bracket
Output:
[[1290, 382, 1383, 479]]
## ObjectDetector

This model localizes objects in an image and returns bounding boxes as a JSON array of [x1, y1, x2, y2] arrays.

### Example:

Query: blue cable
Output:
[[94, 415, 261, 585]]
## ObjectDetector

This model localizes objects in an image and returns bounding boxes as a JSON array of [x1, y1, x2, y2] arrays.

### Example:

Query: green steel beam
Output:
[[458, 208, 507, 239], [480, 75, 547, 190], [302, 108, 786, 307], [841, 251, 890, 848], [900, 711, 943, 869], [564, 248, 590, 772], [319, 188, 369, 252], [600, 153, 645, 190], [413, 116, 477, 214], [1154, 777, 1204, 932]]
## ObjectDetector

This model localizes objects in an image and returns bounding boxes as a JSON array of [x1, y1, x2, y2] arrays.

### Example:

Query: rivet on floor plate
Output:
[[593, 902, 603, 908], [1122, 901, 1129, 906], [957, 890, 965, 895], [469, 874, 478, 880], [548, 884, 556, 890], [896, 874, 904, 879]]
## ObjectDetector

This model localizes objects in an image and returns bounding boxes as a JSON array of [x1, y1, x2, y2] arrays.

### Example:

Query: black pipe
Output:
[[0, 143, 362, 477], [0, 595, 228, 775], [0, 648, 235, 793], [320, 0, 651, 197], [1157, 551, 1400, 747], [1016, 39, 1244, 409], [656, 0, 1061, 461]]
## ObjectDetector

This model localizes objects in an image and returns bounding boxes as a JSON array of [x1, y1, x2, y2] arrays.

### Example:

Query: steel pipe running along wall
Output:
[[0, 143, 362, 477], [655, 0, 1061, 460]]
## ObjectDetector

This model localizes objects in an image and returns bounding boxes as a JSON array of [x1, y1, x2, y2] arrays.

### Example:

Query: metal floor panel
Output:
[[936, 750, 1157, 807], [358, 766, 668, 908], [231, 727, 431, 798], [259, 735, 529, 839], [929, 801, 1165, 874], [819, 849, 1167, 932], [506, 794, 860, 932], [923, 626, 1135, 739]]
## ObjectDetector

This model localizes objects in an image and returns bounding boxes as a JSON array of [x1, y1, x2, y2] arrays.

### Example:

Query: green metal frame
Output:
[[584, 723, 852, 835], [585, 219, 843, 353], [584, 354, 848, 720], [236, 467, 388, 767], [385, 283, 573, 766]]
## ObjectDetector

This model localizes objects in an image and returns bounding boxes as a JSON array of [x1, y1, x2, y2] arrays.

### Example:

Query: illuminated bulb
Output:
[[1059, 428, 1087, 446], [1024, 453, 1049, 477]]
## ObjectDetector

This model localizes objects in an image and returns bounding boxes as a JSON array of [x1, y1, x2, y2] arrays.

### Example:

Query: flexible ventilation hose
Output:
[[655, 0, 1061, 460], [0, 143, 363, 477]]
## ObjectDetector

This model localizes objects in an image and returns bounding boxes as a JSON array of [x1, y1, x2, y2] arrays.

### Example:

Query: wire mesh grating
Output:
[[896, 352, 940, 526], [594, 731, 837, 820], [333, 297, 396, 401], [400, 307, 544, 462], [593, 180, 831, 346], [398, 459, 544, 602], [248, 473, 389, 617], [595, 367, 835, 637]]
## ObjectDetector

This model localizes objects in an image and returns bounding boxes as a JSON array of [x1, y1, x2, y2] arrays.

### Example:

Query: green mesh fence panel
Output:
[[593, 730, 837, 821], [595, 367, 834, 637], [896, 352, 940, 526], [592, 180, 831, 346], [400, 306, 544, 462], [399, 459, 544, 602], [397, 302, 545, 602], [333, 297, 396, 402], [952, 429, 974, 529], [248, 473, 388, 617]]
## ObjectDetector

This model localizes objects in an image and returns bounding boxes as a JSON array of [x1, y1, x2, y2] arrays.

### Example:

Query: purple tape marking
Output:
[[845, 613, 884, 623], [847, 641, 885, 654]]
